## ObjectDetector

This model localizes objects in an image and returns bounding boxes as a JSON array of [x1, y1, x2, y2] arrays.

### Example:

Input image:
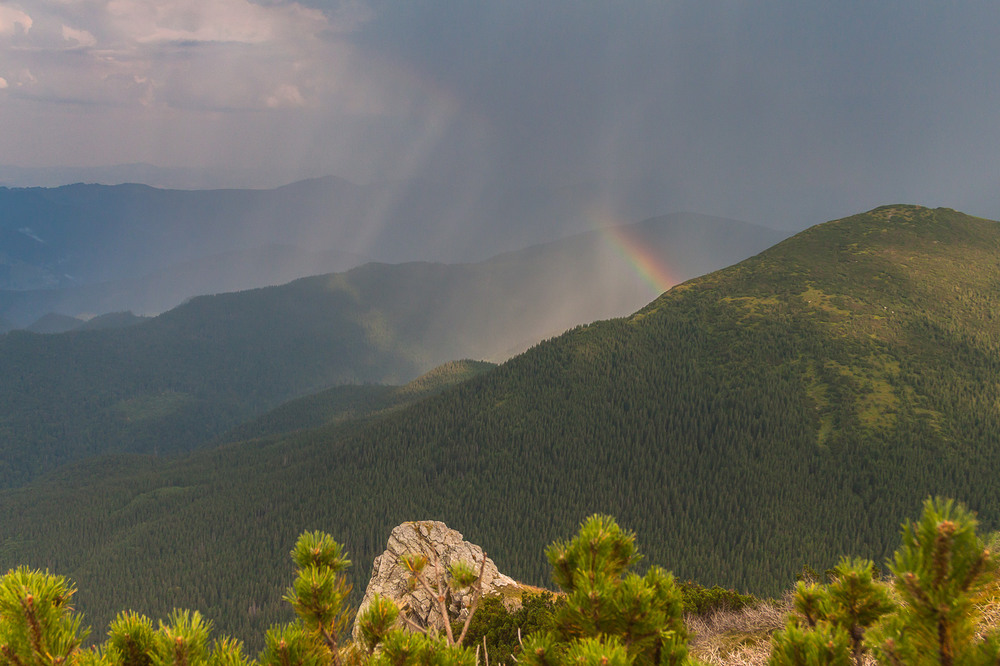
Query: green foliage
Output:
[[547, 515, 638, 594], [208, 638, 251, 666], [258, 624, 324, 666], [869, 497, 1000, 665], [770, 557, 894, 666], [768, 621, 852, 666], [102, 611, 247, 666], [152, 610, 212, 666], [451, 593, 558, 666], [397, 555, 426, 578], [529, 515, 692, 666], [285, 563, 352, 641], [677, 582, 760, 616], [106, 612, 155, 666], [823, 558, 894, 654], [0, 567, 88, 666], [560, 636, 631, 666], [771, 498, 1000, 665], [365, 631, 474, 666], [289, 533, 352, 575], [445, 562, 478, 591], [281, 534, 354, 665], [354, 596, 398, 655]]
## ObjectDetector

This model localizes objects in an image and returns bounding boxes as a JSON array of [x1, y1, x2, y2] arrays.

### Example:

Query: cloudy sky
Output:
[[1, 1, 999, 229]]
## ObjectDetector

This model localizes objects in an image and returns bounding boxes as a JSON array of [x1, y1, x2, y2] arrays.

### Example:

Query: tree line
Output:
[[2, 499, 998, 665]]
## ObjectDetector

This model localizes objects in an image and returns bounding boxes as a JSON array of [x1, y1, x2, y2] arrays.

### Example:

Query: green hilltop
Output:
[[2, 205, 999, 648]]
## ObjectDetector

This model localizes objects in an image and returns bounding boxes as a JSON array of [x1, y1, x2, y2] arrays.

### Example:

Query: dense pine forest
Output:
[[0, 214, 779, 487], [1, 205, 999, 651], [2, 502, 998, 666]]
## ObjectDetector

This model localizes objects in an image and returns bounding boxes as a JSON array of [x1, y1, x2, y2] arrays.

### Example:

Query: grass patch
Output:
[[687, 595, 788, 665], [799, 286, 851, 318]]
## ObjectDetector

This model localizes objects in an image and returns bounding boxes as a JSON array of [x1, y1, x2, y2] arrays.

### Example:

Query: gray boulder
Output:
[[352, 521, 518, 640]]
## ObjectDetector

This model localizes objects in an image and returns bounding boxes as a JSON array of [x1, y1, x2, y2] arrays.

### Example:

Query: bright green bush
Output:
[[769, 621, 852, 666], [869, 498, 1000, 666], [772, 497, 1000, 666], [769, 557, 893, 666], [519, 515, 695, 666], [451, 592, 558, 665], [0, 567, 88, 666]]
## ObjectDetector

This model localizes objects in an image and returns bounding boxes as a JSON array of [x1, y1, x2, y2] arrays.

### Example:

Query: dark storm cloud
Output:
[[344, 1, 1000, 227], [2, 1, 999, 229]]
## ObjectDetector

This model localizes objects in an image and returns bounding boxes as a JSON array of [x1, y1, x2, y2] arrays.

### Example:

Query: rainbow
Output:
[[338, 51, 680, 302], [593, 209, 678, 296]]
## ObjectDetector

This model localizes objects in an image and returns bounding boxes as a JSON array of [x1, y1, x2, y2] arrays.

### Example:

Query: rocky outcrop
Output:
[[352, 521, 518, 640]]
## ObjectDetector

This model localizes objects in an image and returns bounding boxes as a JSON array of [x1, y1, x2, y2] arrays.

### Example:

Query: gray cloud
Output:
[[341, 2, 1000, 227], [1, 1, 999, 230]]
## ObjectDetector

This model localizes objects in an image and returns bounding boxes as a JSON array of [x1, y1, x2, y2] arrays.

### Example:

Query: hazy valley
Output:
[[0, 183, 782, 488], [0, 177, 731, 326]]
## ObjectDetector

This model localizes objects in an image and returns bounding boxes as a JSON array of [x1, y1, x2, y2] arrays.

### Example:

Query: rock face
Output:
[[352, 521, 517, 640]]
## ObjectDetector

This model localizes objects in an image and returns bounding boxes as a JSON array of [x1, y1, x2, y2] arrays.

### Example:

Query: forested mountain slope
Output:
[[0, 213, 780, 487], [1, 205, 998, 649]]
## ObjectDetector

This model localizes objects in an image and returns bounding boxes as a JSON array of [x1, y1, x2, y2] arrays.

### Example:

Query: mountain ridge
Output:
[[1, 205, 996, 647], [0, 212, 782, 486], [0, 176, 777, 323]]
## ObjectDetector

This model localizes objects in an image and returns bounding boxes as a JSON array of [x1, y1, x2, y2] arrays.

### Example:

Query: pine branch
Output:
[[399, 613, 429, 636], [938, 616, 953, 666], [319, 626, 341, 666], [173, 637, 189, 666], [961, 549, 989, 592], [456, 553, 488, 646], [933, 521, 956, 589], [20, 594, 46, 662], [435, 553, 456, 645], [277, 640, 291, 666], [409, 557, 452, 642], [1, 644, 27, 666]]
